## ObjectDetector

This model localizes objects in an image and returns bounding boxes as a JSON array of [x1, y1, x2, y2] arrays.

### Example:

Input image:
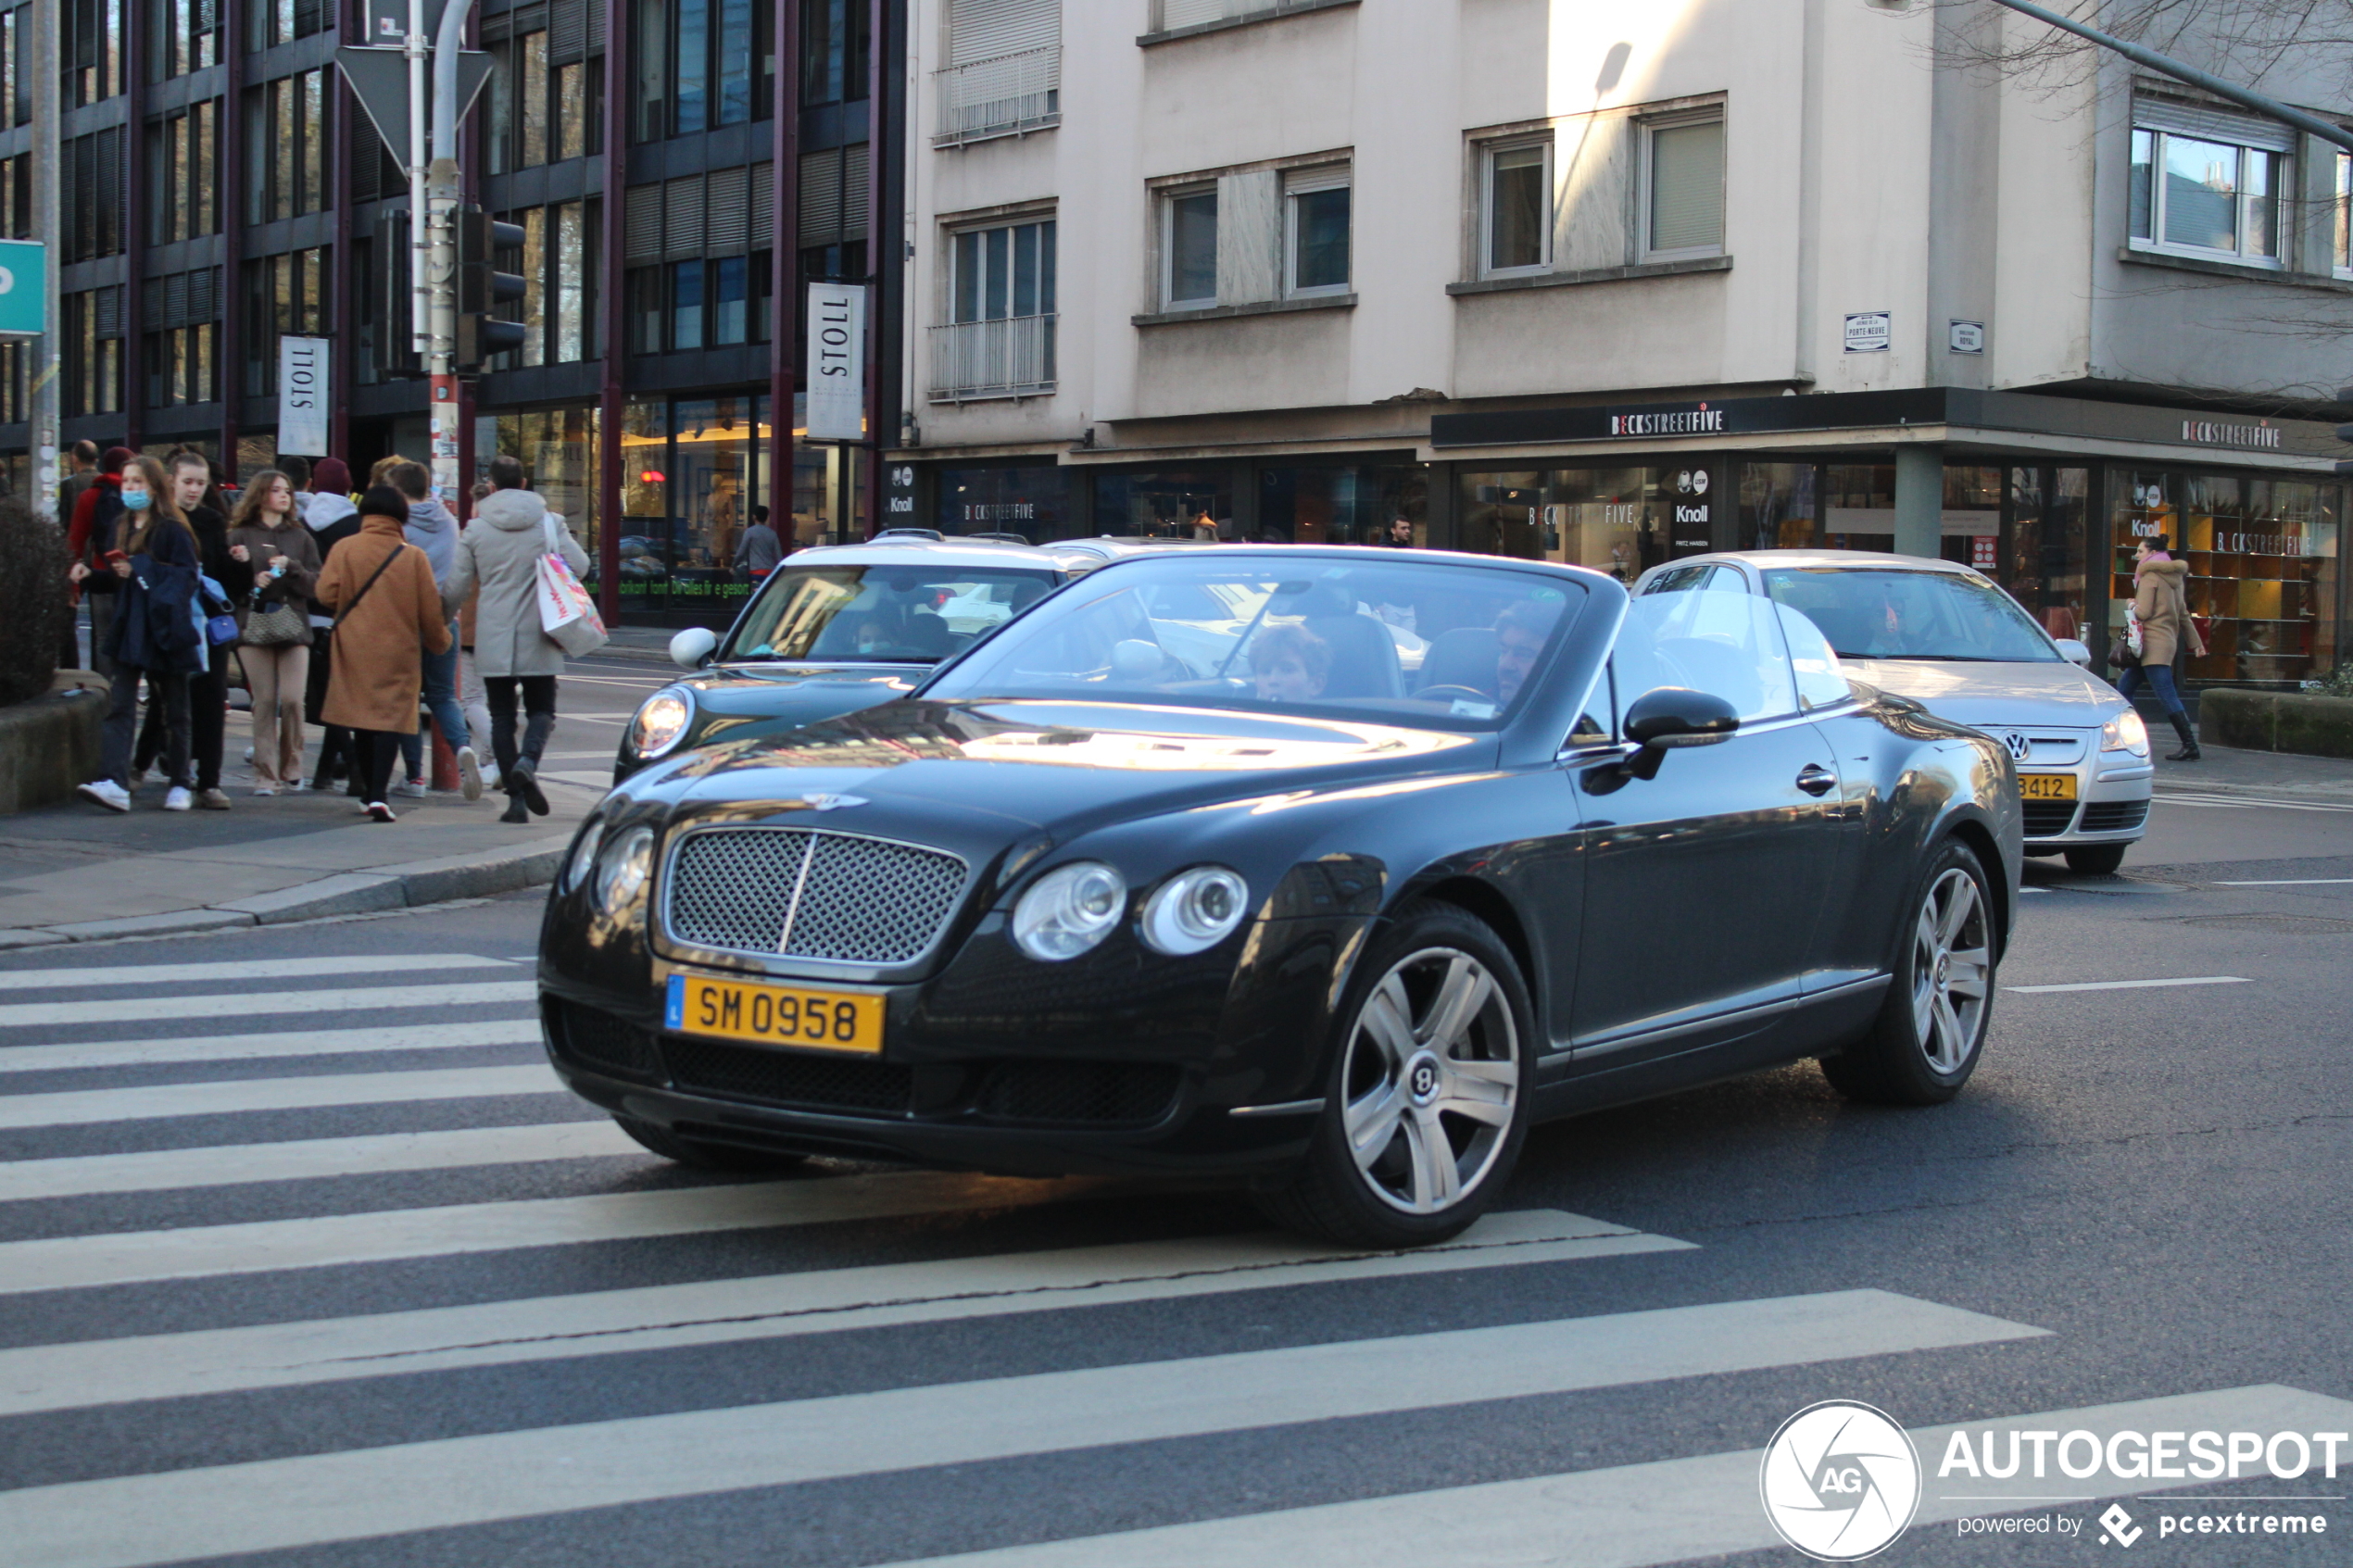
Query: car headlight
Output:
[[592, 825, 655, 912], [1011, 861, 1126, 961], [2101, 710, 2150, 756], [629, 689, 695, 759], [1139, 866, 1251, 955], [565, 817, 604, 892]]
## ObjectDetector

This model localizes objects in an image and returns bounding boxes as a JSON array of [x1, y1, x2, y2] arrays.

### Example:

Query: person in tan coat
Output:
[[314, 486, 454, 821], [2118, 534, 2207, 761]]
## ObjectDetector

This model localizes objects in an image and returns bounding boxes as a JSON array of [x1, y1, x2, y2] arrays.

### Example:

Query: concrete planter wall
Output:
[[0, 688, 106, 813], [2200, 687, 2353, 762]]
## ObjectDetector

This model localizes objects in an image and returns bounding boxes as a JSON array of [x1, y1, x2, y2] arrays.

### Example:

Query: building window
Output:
[[148, 0, 220, 81], [0, 151, 32, 239], [1481, 136, 1551, 277], [671, 258, 704, 349], [60, 0, 125, 110], [248, 69, 332, 224], [62, 129, 125, 262], [934, 217, 1055, 399], [142, 267, 221, 407], [1285, 168, 1350, 295], [63, 288, 125, 416], [1644, 114, 1725, 258], [6, 7, 31, 127], [801, 0, 869, 107], [2129, 107, 2289, 266], [1164, 188, 1218, 307], [631, 0, 770, 142], [936, 0, 1059, 146], [243, 246, 328, 395], [147, 101, 220, 244], [951, 218, 1055, 323], [249, 0, 327, 49]]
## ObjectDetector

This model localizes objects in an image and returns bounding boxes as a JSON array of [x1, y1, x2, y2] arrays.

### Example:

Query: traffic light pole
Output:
[[427, 0, 476, 503]]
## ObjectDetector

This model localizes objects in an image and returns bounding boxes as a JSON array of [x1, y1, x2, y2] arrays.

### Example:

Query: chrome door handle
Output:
[[1795, 765, 1836, 797]]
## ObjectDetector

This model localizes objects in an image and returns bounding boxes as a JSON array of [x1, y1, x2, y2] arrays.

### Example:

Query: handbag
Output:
[[241, 588, 311, 646], [197, 574, 240, 647], [535, 516, 609, 658]]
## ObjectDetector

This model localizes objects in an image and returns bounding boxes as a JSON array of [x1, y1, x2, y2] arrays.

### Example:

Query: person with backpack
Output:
[[440, 455, 590, 823], [56, 441, 100, 670], [314, 485, 453, 822], [137, 453, 249, 809], [72, 458, 203, 812], [226, 469, 325, 794]]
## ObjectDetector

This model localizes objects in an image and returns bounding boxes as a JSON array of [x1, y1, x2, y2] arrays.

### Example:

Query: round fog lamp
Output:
[[1140, 866, 1251, 955], [593, 825, 656, 912], [1012, 861, 1127, 961], [630, 689, 695, 759], [565, 817, 605, 892]]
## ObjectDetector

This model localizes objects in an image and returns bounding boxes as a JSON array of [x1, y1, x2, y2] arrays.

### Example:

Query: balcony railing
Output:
[[929, 315, 1057, 402], [933, 46, 1061, 147]]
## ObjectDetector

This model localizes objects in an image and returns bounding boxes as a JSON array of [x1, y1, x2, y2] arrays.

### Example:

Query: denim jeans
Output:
[[2117, 659, 2185, 719], [399, 622, 470, 778]]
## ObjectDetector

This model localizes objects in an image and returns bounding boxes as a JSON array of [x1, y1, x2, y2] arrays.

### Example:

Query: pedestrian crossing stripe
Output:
[[0, 1018, 542, 1075], [0, 1210, 1679, 1416], [0, 1289, 2043, 1568], [0, 979, 536, 1029], [0, 953, 517, 993], [860, 1386, 2353, 1568], [0, 1063, 561, 1130]]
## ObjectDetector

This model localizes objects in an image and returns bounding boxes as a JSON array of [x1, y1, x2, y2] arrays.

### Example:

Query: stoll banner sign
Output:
[[276, 335, 333, 457], [0, 240, 46, 336], [805, 282, 867, 442]]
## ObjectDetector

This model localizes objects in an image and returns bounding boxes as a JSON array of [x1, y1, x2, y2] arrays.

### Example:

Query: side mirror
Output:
[[2056, 638, 2093, 667], [1619, 686, 1741, 780], [670, 626, 720, 670]]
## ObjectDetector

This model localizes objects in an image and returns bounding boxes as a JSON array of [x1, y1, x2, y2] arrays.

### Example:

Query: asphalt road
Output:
[[0, 770, 2347, 1567]]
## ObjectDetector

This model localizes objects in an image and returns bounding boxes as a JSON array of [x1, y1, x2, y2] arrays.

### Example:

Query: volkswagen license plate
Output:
[[2018, 772, 2079, 801], [664, 973, 885, 1055]]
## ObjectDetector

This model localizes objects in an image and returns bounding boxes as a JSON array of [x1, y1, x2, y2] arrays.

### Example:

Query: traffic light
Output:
[[455, 207, 528, 375]]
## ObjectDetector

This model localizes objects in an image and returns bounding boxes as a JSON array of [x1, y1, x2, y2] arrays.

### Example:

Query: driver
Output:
[[1493, 599, 1556, 705], [1250, 624, 1331, 703]]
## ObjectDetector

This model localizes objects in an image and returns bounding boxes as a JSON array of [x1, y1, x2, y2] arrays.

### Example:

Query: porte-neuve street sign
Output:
[[0, 240, 45, 336]]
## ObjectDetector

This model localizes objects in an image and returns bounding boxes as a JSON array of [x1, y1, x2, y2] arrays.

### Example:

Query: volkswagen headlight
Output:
[[593, 825, 655, 912], [1012, 861, 1126, 961], [2101, 710, 2150, 756], [1139, 866, 1250, 956], [565, 817, 605, 892], [629, 688, 695, 759]]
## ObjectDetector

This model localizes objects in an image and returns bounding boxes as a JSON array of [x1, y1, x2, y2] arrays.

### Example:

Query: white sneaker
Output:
[[457, 746, 484, 801], [394, 777, 430, 799], [77, 780, 132, 812], [163, 786, 193, 812], [243, 746, 255, 763]]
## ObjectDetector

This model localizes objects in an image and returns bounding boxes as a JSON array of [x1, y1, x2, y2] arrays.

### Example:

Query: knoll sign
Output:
[[1430, 387, 2339, 458]]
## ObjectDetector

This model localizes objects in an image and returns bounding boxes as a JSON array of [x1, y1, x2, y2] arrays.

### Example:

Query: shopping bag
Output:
[[535, 516, 609, 658]]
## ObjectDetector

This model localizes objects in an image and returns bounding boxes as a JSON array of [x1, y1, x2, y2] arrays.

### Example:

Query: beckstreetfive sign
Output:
[[1611, 406, 1726, 437]]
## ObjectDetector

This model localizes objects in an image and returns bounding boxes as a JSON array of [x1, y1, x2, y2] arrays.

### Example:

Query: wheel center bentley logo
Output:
[[2001, 732, 2032, 761], [1406, 1055, 1441, 1103], [1759, 1400, 1921, 1561]]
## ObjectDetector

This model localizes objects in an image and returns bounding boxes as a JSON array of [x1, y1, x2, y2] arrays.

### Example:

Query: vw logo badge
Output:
[[2001, 732, 2032, 761], [1758, 1400, 1920, 1561]]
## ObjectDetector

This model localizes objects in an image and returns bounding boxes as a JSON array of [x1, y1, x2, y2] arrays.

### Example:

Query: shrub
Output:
[[0, 496, 70, 707], [2303, 666, 2353, 699]]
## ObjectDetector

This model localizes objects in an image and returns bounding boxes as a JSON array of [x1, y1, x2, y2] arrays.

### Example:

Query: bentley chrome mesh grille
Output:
[[665, 828, 970, 964]]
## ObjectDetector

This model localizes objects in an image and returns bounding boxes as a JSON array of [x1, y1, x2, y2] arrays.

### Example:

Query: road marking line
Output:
[[0, 1167, 1100, 1293], [2006, 975, 2248, 994], [0, 1290, 2044, 1567], [0, 1120, 633, 1202], [2155, 792, 2353, 814], [0, 1064, 561, 1131], [0, 1018, 541, 1075], [862, 1386, 2353, 1568], [0, 954, 516, 993], [0, 1210, 1684, 1415], [0, 979, 536, 1029], [2214, 878, 2353, 886]]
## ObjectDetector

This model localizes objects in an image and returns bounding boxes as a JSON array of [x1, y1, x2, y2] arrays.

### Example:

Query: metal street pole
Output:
[[406, 0, 430, 359], [28, 0, 56, 521], [426, 0, 476, 504], [1982, 0, 2353, 157]]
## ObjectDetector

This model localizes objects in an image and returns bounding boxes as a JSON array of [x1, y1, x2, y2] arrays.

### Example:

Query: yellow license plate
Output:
[[2019, 772, 2079, 801], [664, 973, 885, 1055]]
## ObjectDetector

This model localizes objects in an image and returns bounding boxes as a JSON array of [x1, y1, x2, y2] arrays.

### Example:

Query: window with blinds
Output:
[[1151, 0, 1305, 31], [1646, 116, 1725, 258], [937, 0, 1059, 145]]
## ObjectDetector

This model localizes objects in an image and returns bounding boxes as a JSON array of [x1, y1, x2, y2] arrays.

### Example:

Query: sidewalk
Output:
[[2158, 740, 2353, 799], [0, 759, 606, 948]]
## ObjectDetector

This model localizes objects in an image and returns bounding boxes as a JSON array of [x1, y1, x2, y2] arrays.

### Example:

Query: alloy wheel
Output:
[[1910, 867, 1990, 1074], [1340, 947, 1520, 1214]]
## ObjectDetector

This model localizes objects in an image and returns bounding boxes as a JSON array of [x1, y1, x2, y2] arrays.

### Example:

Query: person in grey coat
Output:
[[439, 454, 592, 823]]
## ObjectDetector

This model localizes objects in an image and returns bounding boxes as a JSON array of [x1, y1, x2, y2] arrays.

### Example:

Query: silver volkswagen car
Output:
[[1635, 550, 2153, 873]]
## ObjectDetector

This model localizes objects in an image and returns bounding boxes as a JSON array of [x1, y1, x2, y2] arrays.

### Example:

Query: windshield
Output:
[[922, 557, 1584, 731], [720, 564, 1061, 664], [1761, 568, 2057, 662]]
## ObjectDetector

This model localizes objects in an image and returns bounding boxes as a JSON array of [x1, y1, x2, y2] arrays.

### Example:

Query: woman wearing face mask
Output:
[[162, 453, 250, 808], [227, 469, 325, 794], [72, 457, 204, 812]]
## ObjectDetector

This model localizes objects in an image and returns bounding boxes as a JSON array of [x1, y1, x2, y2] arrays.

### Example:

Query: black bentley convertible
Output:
[[540, 548, 2020, 1246]]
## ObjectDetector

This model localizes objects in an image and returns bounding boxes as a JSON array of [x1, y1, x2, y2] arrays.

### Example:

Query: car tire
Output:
[[1820, 840, 1995, 1106], [1260, 900, 1536, 1248], [2064, 843, 2129, 875], [610, 1114, 812, 1173]]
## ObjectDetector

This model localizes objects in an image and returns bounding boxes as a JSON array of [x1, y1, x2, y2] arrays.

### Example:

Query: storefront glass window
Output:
[[492, 404, 601, 583], [1942, 464, 2003, 568], [1821, 464, 1895, 551], [2004, 467, 2089, 643], [1093, 469, 1234, 538], [1742, 462, 1818, 550], [619, 398, 672, 616], [1456, 468, 1698, 579], [937, 466, 1069, 541], [1259, 464, 1426, 546], [2111, 468, 2339, 684]]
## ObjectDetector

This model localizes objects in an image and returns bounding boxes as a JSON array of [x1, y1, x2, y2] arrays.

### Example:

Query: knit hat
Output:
[[359, 483, 409, 521], [100, 446, 133, 476], [311, 457, 352, 494]]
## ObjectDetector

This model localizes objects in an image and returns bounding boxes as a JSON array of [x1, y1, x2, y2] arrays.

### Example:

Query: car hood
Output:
[[641, 698, 1492, 835], [678, 662, 930, 725], [1839, 659, 2122, 728]]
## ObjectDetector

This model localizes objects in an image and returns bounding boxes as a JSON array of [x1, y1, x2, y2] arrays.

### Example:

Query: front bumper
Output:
[[2015, 739, 2154, 847]]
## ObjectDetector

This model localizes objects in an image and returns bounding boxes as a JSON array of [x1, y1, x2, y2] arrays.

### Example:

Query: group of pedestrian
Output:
[[69, 446, 590, 825]]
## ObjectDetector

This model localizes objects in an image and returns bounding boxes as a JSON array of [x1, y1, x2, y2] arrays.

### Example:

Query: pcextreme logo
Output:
[[1759, 1400, 1923, 1561]]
